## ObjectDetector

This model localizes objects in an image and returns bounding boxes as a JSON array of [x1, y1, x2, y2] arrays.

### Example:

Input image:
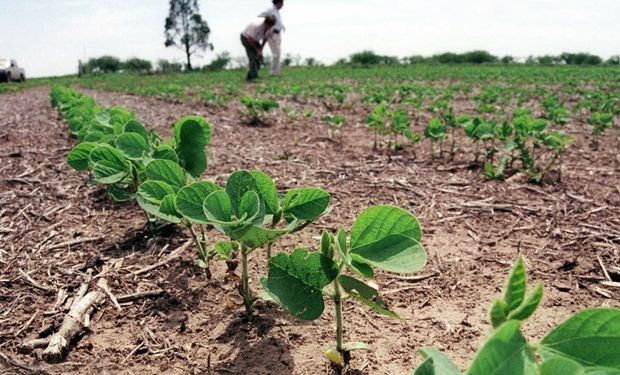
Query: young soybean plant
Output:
[[412, 256, 620, 375], [174, 170, 331, 320], [262, 205, 426, 370]]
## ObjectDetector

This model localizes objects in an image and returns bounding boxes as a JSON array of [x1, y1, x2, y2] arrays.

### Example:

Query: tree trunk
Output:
[[185, 41, 192, 71]]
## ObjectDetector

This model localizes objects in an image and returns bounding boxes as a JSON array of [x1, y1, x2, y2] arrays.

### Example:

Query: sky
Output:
[[0, 0, 619, 78]]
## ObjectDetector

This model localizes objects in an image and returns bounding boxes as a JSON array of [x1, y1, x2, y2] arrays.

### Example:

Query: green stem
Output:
[[334, 276, 344, 354], [188, 224, 211, 279], [241, 244, 254, 320], [266, 242, 273, 260]]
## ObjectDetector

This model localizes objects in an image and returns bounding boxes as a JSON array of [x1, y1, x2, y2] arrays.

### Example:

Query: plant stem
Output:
[[188, 224, 211, 279], [266, 242, 272, 260], [241, 244, 254, 321], [333, 276, 344, 354]]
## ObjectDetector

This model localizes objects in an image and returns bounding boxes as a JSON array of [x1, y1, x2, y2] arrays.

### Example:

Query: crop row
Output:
[[51, 85, 620, 373]]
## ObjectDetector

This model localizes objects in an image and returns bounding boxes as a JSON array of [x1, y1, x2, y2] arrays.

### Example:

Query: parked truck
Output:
[[0, 58, 26, 83]]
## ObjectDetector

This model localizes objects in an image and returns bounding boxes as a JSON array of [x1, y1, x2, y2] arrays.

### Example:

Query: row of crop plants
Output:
[[51, 85, 620, 374]]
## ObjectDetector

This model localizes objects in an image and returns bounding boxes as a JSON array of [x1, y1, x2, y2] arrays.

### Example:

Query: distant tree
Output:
[[334, 58, 349, 66], [461, 50, 497, 64], [560, 52, 602, 65], [123, 58, 153, 73], [606, 55, 620, 65], [537, 55, 562, 65], [406, 55, 427, 64], [204, 52, 231, 72], [156, 59, 184, 73], [164, 0, 213, 71], [500, 55, 515, 64], [305, 57, 318, 67], [282, 54, 294, 67], [432, 52, 464, 64], [350, 50, 383, 66], [83, 55, 122, 74]]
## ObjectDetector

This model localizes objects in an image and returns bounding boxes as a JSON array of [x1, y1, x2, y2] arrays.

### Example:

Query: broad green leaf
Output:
[[203, 190, 235, 223], [176, 181, 221, 223], [540, 308, 620, 368], [225, 170, 258, 217], [145, 159, 186, 190], [350, 234, 426, 274], [138, 181, 175, 205], [67, 142, 96, 171], [239, 191, 263, 225], [159, 194, 182, 221], [136, 195, 181, 223], [539, 357, 584, 375], [250, 170, 279, 215], [467, 320, 536, 375], [123, 119, 148, 139], [89, 144, 130, 184], [230, 225, 289, 249], [115, 132, 150, 160], [153, 145, 179, 163], [338, 275, 398, 318], [107, 184, 132, 202], [505, 257, 527, 311], [350, 206, 422, 253], [84, 131, 105, 142], [282, 188, 331, 221], [507, 283, 543, 322], [413, 348, 461, 375], [350, 260, 375, 278], [261, 248, 338, 320], [175, 116, 211, 177]]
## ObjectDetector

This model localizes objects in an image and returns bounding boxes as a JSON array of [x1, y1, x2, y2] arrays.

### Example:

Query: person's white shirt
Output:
[[259, 5, 284, 32], [242, 19, 270, 41]]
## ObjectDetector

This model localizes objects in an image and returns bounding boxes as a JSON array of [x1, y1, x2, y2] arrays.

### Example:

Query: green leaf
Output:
[[145, 159, 186, 190], [261, 248, 338, 320], [342, 342, 370, 351], [123, 119, 148, 139], [225, 170, 258, 217], [174, 116, 211, 177], [138, 181, 175, 204], [539, 357, 584, 375], [350, 234, 426, 274], [282, 188, 331, 221], [89, 144, 130, 184], [153, 145, 179, 163], [107, 184, 132, 202], [320, 230, 332, 258], [159, 194, 182, 221], [505, 256, 527, 311], [490, 300, 509, 328], [250, 170, 279, 215], [213, 241, 237, 260], [230, 225, 289, 249], [239, 191, 263, 225], [467, 321, 536, 375], [115, 132, 150, 160], [67, 142, 96, 171], [136, 195, 181, 224], [507, 283, 543, 322], [203, 190, 235, 223], [413, 348, 461, 375], [338, 275, 398, 318], [175, 181, 221, 224], [350, 205, 422, 250], [540, 308, 620, 368]]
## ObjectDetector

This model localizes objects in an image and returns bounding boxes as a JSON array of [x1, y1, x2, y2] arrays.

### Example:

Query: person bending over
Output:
[[240, 16, 276, 82], [259, 0, 285, 77]]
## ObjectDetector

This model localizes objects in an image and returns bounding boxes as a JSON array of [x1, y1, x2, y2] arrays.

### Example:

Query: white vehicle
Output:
[[0, 58, 26, 83]]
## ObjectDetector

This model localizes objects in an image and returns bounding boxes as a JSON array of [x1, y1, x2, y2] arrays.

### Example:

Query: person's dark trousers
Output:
[[241, 34, 259, 82]]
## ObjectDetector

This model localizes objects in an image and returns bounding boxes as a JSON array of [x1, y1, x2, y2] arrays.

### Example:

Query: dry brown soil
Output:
[[0, 86, 619, 375]]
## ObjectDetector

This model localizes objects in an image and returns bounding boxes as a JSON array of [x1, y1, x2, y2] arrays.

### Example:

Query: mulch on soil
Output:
[[0, 86, 618, 375]]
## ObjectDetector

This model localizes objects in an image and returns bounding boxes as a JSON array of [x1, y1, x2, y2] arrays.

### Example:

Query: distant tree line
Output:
[[81, 52, 233, 75], [336, 50, 620, 67]]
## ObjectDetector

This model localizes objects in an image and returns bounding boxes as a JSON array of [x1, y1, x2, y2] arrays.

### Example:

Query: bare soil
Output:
[[1, 86, 619, 375]]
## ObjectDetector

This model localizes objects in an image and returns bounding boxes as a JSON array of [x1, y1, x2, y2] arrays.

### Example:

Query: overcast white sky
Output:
[[1, 0, 619, 78]]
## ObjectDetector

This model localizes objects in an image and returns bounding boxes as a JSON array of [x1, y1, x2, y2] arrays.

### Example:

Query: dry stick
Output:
[[42, 278, 107, 363], [392, 272, 440, 282], [14, 310, 38, 338], [597, 255, 613, 282], [131, 241, 191, 276], [48, 237, 103, 251], [117, 289, 165, 304], [97, 281, 122, 312], [602, 281, 620, 289], [18, 269, 55, 293], [19, 338, 50, 353], [0, 350, 49, 375]]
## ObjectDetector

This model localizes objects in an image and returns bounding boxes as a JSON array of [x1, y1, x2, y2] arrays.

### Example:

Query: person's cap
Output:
[[273, 0, 284, 4]]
